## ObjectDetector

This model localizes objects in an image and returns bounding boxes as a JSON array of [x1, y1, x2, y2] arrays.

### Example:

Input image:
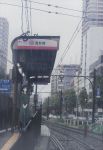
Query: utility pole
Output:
[[59, 70, 64, 119], [92, 69, 96, 124], [34, 82, 38, 112], [12, 65, 18, 131], [60, 90, 63, 119], [47, 97, 50, 120], [76, 73, 79, 119]]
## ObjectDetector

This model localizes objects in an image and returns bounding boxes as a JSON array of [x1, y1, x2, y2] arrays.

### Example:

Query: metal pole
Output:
[[60, 90, 63, 119], [34, 82, 37, 111], [76, 74, 79, 119], [92, 69, 96, 124], [47, 97, 50, 120], [12, 65, 18, 131]]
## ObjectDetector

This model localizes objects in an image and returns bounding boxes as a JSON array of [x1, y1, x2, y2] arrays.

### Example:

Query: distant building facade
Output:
[[0, 17, 9, 74], [82, 0, 103, 85], [89, 53, 103, 98], [51, 64, 80, 95]]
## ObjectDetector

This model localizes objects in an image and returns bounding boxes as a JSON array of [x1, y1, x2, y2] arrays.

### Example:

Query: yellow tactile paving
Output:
[[1, 133, 20, 150]]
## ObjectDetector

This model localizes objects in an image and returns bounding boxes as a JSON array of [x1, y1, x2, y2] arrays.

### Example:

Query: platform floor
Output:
[[1, 124, 50, 150]]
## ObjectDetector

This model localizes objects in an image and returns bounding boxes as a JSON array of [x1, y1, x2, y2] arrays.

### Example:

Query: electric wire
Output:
[[7, 0, 101, 14], [1, 1, 99, 19], [24, 0, 83, 13], [21, 0, 24, 33], [29, 0, 32, 34], [52, 19, 82, 76], [26, 0, 30, 31], [57, 19, 82, 65], [0, 2, 82, 18]]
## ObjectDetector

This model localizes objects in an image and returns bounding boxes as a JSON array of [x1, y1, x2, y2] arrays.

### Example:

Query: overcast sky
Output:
[[0, 0, 82, 99]]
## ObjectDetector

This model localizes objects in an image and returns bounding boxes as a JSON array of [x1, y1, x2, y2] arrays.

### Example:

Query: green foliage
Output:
[[79, 87, 88, 110], [42, 96, 60, 115], [64, 89, 77, 113], [43, 89, 77, 115]]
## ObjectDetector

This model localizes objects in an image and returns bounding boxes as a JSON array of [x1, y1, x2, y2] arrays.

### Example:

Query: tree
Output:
[[64, 89, 77, 114], [42, 95, 60, 115], [79, 87, 88, 114], [50, 95, 60, 115]]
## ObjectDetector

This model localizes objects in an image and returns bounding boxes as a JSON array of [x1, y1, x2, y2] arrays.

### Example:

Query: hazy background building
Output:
[[82, 0, 103, 84], [51, 64, 80, 95], [0, 17, 9, 75]]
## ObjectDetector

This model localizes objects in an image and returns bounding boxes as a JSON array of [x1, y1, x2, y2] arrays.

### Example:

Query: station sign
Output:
[[0, 80, 12, 93], [96, 88, 101, 98], [12, 36, 60, 51]]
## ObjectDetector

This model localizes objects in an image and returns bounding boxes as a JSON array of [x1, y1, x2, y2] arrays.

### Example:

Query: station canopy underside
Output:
[[11, 35, 60, 84]]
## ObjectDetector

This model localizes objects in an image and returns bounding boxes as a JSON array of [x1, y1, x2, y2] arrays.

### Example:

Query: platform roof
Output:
[[11, 35, 60, 84]]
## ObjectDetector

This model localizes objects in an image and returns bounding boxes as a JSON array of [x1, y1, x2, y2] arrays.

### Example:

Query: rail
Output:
[[43, 120, 103, 150], [50, 135, 65, 150]]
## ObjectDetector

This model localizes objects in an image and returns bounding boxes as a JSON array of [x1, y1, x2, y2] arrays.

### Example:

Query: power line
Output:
[[0, 2, 82, 18], [58, 20, 82, 65], [25, 0, 30, 31], [24, 0, 83, 13], [52, 19, 82, 75], [29, 0, 32, 34], [6, 0, 101, 15], [21, 0, 24, 33]]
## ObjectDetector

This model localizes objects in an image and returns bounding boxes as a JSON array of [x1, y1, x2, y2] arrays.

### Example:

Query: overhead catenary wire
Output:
[[29, 0, 32, 35], [52, 19, 82, 76], [24, 0, 83, 13], [25, 0, 30, 31], [20, 0, 32, 34], [5, 0, 100, 14], [0, 2, 82, 18], [1, 2, 100, 18], [57, 19, 82, 66], [21, 0, 24, 33]]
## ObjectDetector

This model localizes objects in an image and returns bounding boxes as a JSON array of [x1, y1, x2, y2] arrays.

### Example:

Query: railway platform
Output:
[[0, 130, 13, 149], [0, 125, 50, 150]]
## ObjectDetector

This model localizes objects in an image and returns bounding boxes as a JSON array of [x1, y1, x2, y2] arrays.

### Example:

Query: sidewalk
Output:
[[0, 130, 13, 149]]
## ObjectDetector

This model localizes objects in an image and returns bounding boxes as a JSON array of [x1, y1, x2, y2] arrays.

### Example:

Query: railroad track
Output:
[[50, 127, 94, 150], [43, 120, 103, 150], [44, 120, 103, 141], [50, 134, 65, 150]]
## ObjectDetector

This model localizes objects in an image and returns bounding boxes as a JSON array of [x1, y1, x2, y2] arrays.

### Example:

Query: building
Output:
[[82, 0, 103, 85], [51, 64, 80, 95], [89, 53, 103, 98], [0, 17, 9, 74]]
